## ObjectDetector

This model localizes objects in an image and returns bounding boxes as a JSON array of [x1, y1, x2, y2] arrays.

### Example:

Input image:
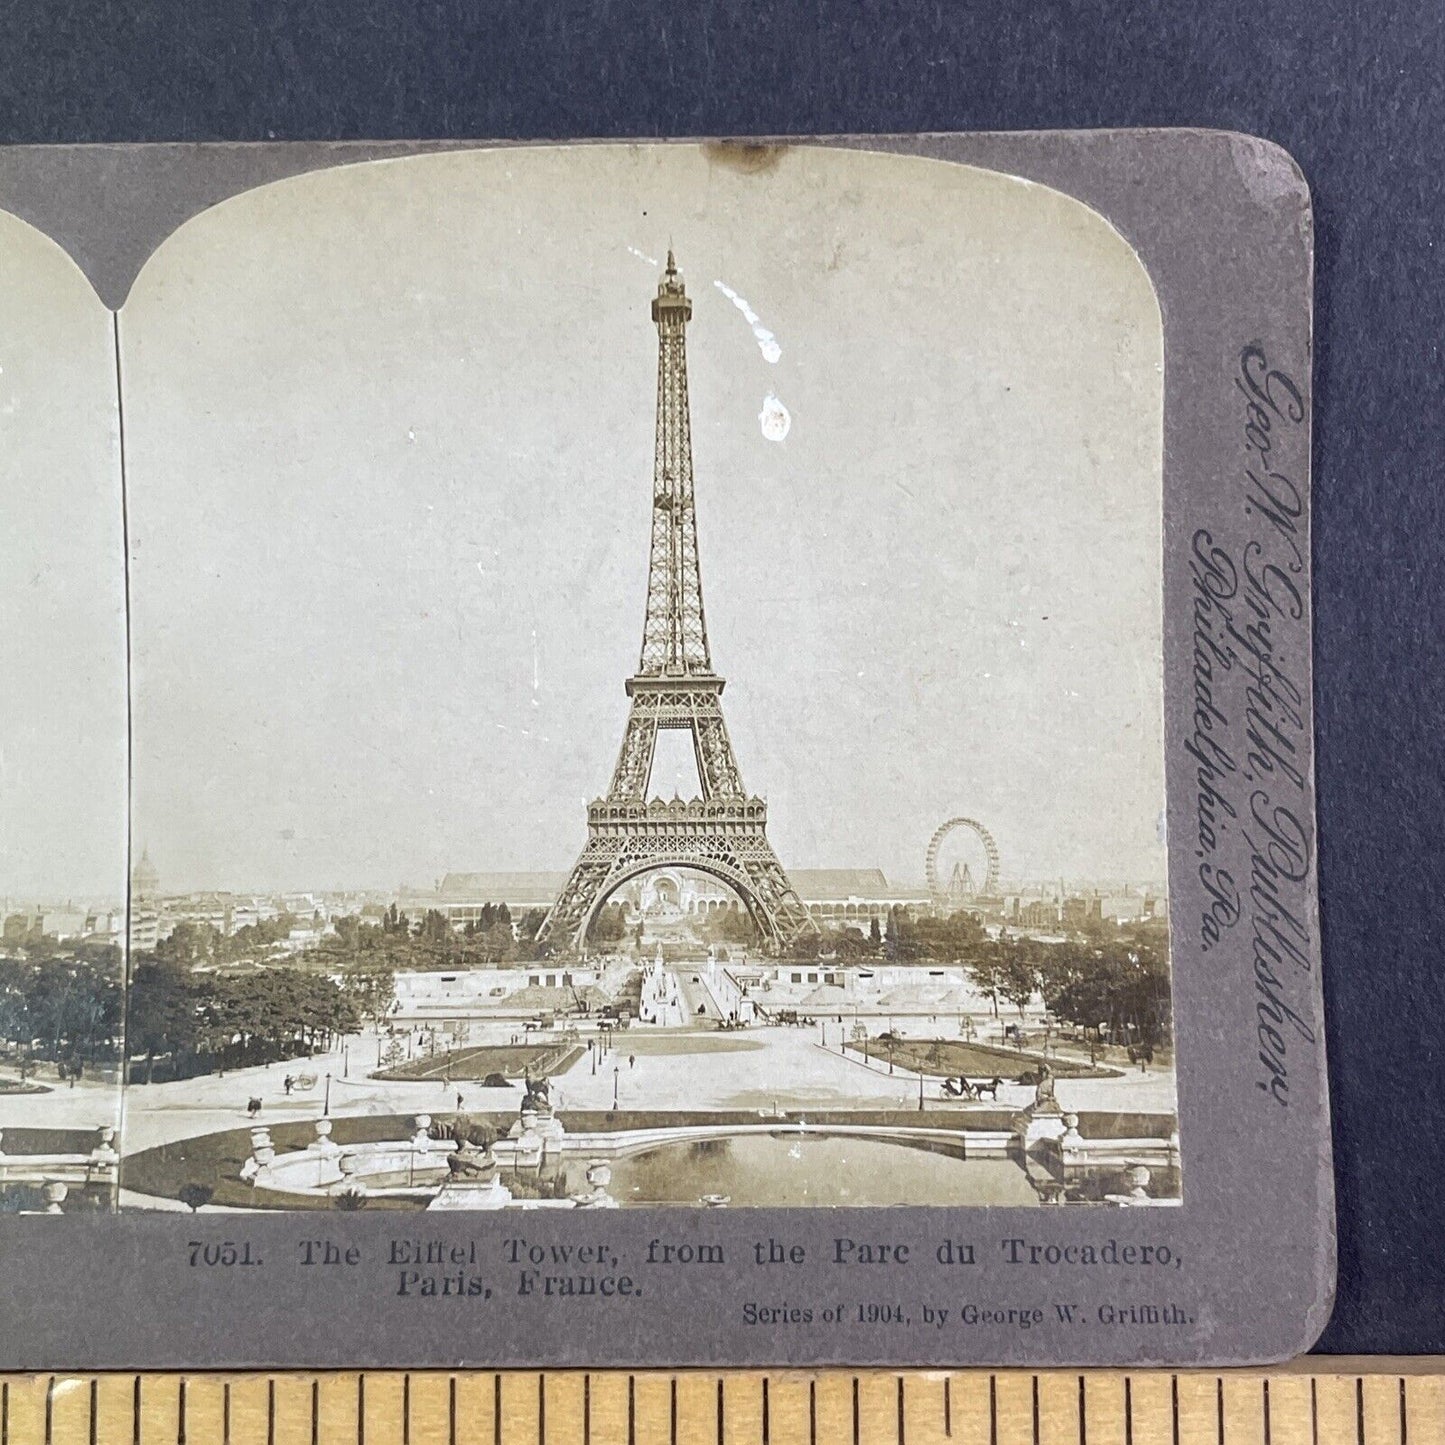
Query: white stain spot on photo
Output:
[[714, 280, 782, 363], [627, 246, 659, 266], [758, 392, 791, 442]]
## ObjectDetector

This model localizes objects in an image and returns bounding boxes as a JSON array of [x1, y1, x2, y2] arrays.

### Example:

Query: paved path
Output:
[[0, 1077, 120, 1136], [675, 968, 723, 1021]]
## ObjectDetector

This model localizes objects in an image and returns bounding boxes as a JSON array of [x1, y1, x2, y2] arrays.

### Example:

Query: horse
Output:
[[968, 1077, 1004, 1101]]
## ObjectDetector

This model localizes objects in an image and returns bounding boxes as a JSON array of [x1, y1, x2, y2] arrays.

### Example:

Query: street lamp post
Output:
[[918, 1065, 925, 1112], [343, 1042, 349, 1079], [323, 1072, 332, 1117], [612, 1065, 620, 1111]]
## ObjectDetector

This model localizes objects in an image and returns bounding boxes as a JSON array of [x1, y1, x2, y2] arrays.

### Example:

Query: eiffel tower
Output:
[[537, 252, 816, 956]]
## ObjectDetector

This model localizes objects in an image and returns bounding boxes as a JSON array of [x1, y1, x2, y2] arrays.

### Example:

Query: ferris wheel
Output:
[[925, 817, 1001, 902]]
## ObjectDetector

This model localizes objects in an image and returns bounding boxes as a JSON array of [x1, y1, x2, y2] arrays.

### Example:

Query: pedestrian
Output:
[[628, 1053, 636, 1070], [456, 1090, 464, 1111], [283, 1075, 294, 1096]]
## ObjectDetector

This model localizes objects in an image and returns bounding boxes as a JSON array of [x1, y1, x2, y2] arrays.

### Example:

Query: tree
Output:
[[126, 958, 199, 1082], [514, 909, 549, 961], [868, 916, 882, 951], [883, 906, 930, 962], [178, 1182, 214, 1213], [1033, 933, 1173, 1049], [155, 921, 219, 970], [966, 948, 1004, 1017], [332, 914, 362, 957], [588, 904, 629, 945], [999, 951, 1040, 1018], [342, 961, 396, 1026], [700, 906, 760, 948], [127, 961, 364, 1079], [419, 909, 452, 944]]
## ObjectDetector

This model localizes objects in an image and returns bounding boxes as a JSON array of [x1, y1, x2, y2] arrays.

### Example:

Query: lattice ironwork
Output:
[[639, 251, 710, 678], [539, 254, 815, 955]]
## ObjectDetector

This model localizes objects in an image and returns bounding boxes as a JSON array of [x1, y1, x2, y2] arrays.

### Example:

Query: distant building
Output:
[[396, 873, 570, 931], [792, 869, 933, 925], [129, 847, 162, 952], [128, 909, 160, 952], [1099, 894, 1147, 923], [399, 866, 936, 935], [390, 965, 602, 1022], [1062, 895, 1104, 928], [1018, 898, 1062, 930], [131, 847, 159, 902], [32, 909, 89, 940]]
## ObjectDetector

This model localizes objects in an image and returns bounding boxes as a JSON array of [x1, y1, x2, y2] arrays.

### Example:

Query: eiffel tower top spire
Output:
[[638, 252, 712, 677]]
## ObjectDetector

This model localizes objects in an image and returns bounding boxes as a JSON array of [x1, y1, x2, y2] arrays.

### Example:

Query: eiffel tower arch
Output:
[[538, 253, 816, 956]]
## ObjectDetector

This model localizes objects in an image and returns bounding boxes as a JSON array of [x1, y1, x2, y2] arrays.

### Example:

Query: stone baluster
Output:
[[330, 1152, 368, 1201], [573, 1158, 619, 1209], [310, 1118, 341, 1158], [91, 1125, 120, 1168]]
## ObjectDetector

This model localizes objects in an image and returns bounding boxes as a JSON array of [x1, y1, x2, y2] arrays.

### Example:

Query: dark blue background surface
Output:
[[0, 0, 1440, 1356]]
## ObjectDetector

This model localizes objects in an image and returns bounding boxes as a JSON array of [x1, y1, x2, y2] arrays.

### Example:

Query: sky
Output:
[[30, 142, 1165, 897], [0, 211, 126, 904]]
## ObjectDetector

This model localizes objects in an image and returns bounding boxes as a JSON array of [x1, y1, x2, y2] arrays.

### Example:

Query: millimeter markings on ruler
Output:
[[0, 1366, 1439, 1445]]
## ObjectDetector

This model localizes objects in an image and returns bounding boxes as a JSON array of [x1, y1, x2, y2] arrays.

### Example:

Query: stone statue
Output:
[[447, 1141, 498, 1182]]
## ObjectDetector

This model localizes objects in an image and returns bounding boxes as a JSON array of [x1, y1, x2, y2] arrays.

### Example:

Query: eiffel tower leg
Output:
[[692, 707, 743, 797], [536, 841, 621, 953], [608, 705, 659, 800], [734, 838, 819, 948]]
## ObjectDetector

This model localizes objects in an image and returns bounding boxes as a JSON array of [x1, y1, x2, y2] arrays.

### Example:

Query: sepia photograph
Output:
[[0, 207, 126, 1214], [2, 143, 1179, 1213]]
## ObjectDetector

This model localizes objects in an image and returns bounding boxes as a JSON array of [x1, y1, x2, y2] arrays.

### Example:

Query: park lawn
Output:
[[122, 1115, 438, 1210], [0, 1126, 100, 1152], [600, 1034, 764, 1056], [850, 1038, 1119, 1081]]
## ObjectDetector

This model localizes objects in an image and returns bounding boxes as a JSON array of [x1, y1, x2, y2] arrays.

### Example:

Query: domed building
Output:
[[131, 846, 159, 903]]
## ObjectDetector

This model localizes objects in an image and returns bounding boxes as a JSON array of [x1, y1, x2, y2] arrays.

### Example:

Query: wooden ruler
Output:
[[0, 1366, 1438, 1445]]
